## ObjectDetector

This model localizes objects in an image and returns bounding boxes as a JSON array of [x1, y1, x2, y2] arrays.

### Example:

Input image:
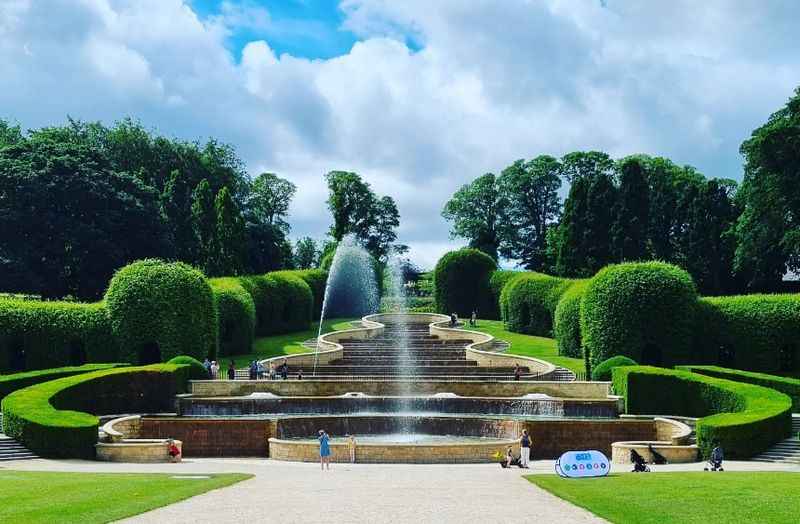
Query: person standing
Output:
[[280, 359, 289, 380], [319, 429, 331, 470], [210, 361, 219, 379], [470, 310, 477, 327], [269, 361, 276, 380], [227, 360, 236, 380], [348, 434, 356, 463], [513, 363, 522, 381], [520, 429, 531, 468], [203, 358, 212, 378]]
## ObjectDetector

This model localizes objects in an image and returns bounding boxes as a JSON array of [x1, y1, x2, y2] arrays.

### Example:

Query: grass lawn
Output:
[[527, 472, 800, 524], [227, 318, 356, 367], [470, 320, 585, 375], [0, 471, 252, 523]]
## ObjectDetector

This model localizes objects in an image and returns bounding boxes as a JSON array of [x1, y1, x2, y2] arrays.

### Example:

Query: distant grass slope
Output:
[[0, 471, 251, 524], [527, 472, 800, 524], [470, 320, 585, 374], [226, 318, 356, 367]]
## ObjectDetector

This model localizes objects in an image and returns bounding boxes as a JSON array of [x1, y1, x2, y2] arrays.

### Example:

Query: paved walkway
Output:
[[4, 458, 798, 524]]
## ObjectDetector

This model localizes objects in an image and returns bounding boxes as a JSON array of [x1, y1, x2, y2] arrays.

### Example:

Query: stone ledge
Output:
[[96, 439, 182, 463]]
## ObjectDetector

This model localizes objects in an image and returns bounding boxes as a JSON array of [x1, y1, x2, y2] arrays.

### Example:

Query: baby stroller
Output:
[[648, 444, 668, 465], [630, 449, 650, 472], [704, 446, 724, 472]]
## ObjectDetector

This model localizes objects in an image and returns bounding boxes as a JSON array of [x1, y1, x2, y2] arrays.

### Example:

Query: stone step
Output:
[[332, 359, 475, 366], [295, 366, 528, 375]]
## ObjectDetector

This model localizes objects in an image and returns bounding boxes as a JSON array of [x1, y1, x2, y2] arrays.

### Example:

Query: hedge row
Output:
[[434, 249, 497, 318], [553, 280, 588, 359], [488, 270, 520, 320], [677, 365, 800, 412], [612, 366, 792, 458], [0, 363, 189, 458], [500, 273, 575, 337], [276, 269, 328, 320], [209, 278, 256, 357], [0, 363, 126, 401], [0, 299, 118, 373], [238, 272, 313, 336], [693, 295, 800, 374]]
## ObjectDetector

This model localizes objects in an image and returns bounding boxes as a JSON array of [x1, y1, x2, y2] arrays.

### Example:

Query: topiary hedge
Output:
[[488, 270, 521, 320], [167, 355, 209, 383], [581, 262, 698, 371], [692, 295, 800, 374], [0, 299, 119, 373], [612, 365, 792, 458], [0, 363, 127, 402], [209, 278, 256, 357], [239, 272, 312, 336], [274, 269, 328, 320], [104, 260, 217, 364], [677, 365, 800, 412], [553, 280, 588, 360], [500, 273, 573, 336], [434, 249, 497, 318], [591, 355, 636, 381], [1, 363, 189, 458]]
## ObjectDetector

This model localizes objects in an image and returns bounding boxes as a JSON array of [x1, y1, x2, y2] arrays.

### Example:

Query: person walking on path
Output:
[[347, 434, 356, 463], [520, 430, 531, 468], [227, 360, 235, 380], [319, 429, 332, 470]]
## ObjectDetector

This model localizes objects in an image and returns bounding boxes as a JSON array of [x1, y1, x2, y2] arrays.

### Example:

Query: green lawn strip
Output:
[[226, 318, 356, 367], [0, 471, 252, 523], [470, 320, 585, 374], [526, 472, 800, 524]]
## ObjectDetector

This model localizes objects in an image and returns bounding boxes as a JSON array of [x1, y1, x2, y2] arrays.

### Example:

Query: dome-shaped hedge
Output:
[[105, 260, 217, 364], [434, 249, 497, 317], [554, 280, 588, 359], [239, 272, 312, 335], [488, 270, 520, 320], [209, 277, 256, 357], [591, 355, 637, 382], [500, 273, 573, 336], [581, 262, 698, 371], [167, 355, 208, 381]]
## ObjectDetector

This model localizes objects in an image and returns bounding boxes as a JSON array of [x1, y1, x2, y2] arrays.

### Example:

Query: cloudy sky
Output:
[[1, 1, 799, 268]]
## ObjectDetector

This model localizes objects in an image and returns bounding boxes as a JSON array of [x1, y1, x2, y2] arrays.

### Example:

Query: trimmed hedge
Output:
[[239, 272, 312, 336], [209, 278, 256, 357], [553, 280, 588, 359], [693, 295, 800, 374], [1, 364, 189, 458], [678, 365, 800, 412], [581, 262, 698, 371], [501, 273, 573, 336], [591, 355, 636, 382], [612, 365, 792, 458], [105, 260, 217, 364], [274, 269, 328, 320], [434, 248, 497, 318], [0, 363, 126, 402], [488, 270, 521, 320], [167, 355, 208, 383], [0, 299, 119, 373]]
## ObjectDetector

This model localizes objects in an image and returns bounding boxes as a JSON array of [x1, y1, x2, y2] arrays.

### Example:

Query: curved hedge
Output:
[[612, 366, 792, 458], [434, 249, 497, 318], [105, 260, 217, 364], [0, 299, 118, 373], [167, 355, 208, 382], [581, 262, 697, 371], [693, 295, 800, 374], [274, 269, 328, 320], [209, 278, 256, 357], [1, 364, 189, 458], [591, 355, 636, 381], [501, 273, 573, 336], [677, 365, 800, 412], [239, 272, 312, 336], [553, 280, 588, 359], [488, 270, 520, 320], [0, 363, 126, 401]]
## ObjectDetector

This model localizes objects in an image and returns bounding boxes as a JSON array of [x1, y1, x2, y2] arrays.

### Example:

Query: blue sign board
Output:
[[555, 450, 610, 478]]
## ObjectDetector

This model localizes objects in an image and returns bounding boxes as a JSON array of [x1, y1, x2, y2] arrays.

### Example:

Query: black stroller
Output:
[[630, 449, 650, 472], [704, 446, 724, 472], [648, 444, 668, 465]]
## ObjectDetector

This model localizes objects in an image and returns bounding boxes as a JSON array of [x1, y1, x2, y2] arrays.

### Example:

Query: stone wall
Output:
[[519, 419, 656, 458], [140, 418, 276, 457]]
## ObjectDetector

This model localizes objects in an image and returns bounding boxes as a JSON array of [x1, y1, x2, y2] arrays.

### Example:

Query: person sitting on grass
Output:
[[167, 439, 181, 463]]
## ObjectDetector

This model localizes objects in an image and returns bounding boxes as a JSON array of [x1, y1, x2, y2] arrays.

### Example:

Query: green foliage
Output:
[[581, 262, 697, 370], [441, 173, 506, 260], [208, 277, 255, 357], [238, 272, 312, 336], [553, 280, 589, 359], [434, 249, 497, 317], [612, 365, 792, 458], [693, 294, 800, 373], [273, 269, 328, 320], [488, 270, 520, 320], [0, 364, 126, 401], [105, 260, 217, 364], [612, 157, 649, 261], [677, 365, 800, 412], [293, 237, 320, 269], [248, 172, 296, 234], [0, 299, 119, 373], [212, 186, 247, 275], [591, 355, 637, 381], [166, 355, 208, 382], [1, 364, 188, 458], [500, 273, 572, 336]]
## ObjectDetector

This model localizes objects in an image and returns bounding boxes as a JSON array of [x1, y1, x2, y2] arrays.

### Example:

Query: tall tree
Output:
[[498, 156, 562, 270], [612, 157, 649, 261], [191, 179, 217, 274], [735, 86, 800, 290], [441, 173, 507, 260], [213, 186, 247, 276], [555, 176, 591, 277], [294, 237, 319, 269], [161, 169, 197, 263], [559, 151, 615, 183], [247, 172, 297, 234], [584, 172, 617, 273], [366, 196, 402, 261]]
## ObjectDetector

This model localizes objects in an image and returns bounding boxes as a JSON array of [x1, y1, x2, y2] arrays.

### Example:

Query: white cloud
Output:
[[1, 0, 799, 268]]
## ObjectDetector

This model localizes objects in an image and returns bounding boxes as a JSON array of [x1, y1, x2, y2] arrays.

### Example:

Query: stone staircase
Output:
[[752, 414, 800, 465]]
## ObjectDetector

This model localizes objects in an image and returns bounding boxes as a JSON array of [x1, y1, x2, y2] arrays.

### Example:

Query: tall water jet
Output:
[[314, 235, 379, 375]]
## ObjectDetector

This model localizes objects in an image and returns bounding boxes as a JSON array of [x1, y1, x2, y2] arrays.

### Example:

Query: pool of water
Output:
[[289, 433, 511, 444]]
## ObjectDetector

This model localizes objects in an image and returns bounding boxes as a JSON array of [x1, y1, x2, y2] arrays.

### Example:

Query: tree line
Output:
[[443, 86, 800, 295], [0, 118, 402, 300]]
